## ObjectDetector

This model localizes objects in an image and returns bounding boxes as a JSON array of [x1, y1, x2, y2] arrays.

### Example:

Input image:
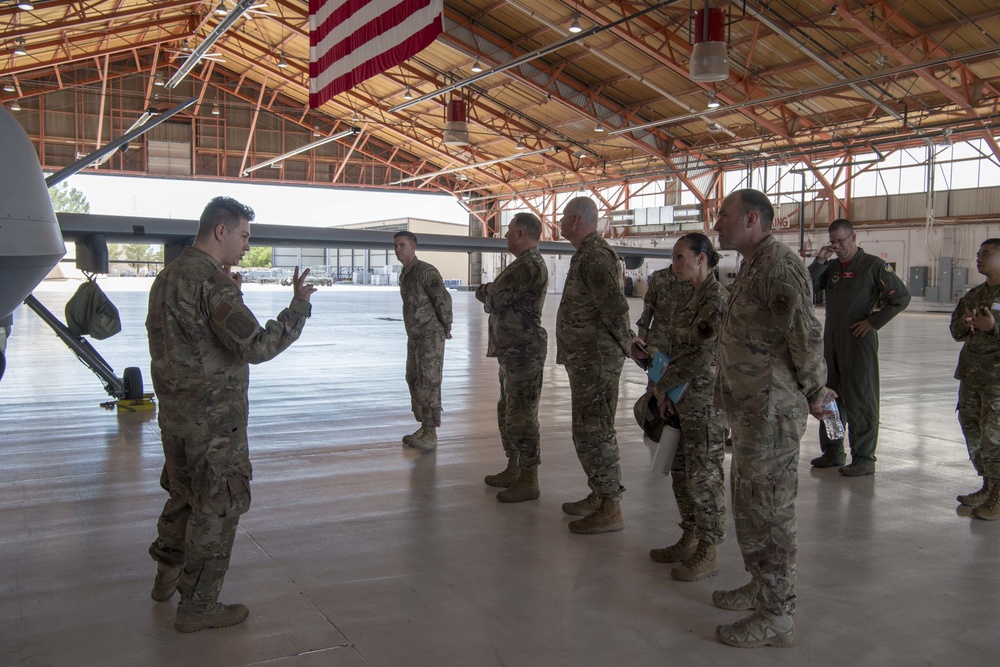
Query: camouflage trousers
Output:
[[566, 360, 625, 500], [728, 411, 805, 617], [406, 331, 445, 427], [671, 401, 727, 544], [149, 428, 252, 606], [497, 354, 545, 469], [957, 382, 1000, 478]]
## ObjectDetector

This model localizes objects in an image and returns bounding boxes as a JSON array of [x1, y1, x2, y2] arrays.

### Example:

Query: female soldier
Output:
[[647, 233, 729, 582]]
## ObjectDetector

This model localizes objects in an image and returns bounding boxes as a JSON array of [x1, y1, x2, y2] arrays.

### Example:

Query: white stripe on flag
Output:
[[309, 2, 440, 94]]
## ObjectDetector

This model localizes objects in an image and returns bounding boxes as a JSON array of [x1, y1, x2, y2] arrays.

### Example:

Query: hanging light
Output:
[[313, 125, 322, 137], [403, 86, 413, 100], [568, 13, 583, 33], [594, 121, 605, 132], [515, 137, 525, 151], [17, 1, 35, 10], [215, 2, 228, 16], [471, 59, 483, 73], [13, 38, 28, 57], [351, 109, 361, 123], [277, 52, 288, 69], [10, 100, 21, 111], [3, 82, 15, 93], [153, 71, 166, 86], [211, 103, 220, 115], [690, 5, 730, 82], [707, 91, 721, 108]]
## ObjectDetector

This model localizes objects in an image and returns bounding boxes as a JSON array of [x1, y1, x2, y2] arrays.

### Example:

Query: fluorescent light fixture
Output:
[[389, 146, 560, 186], [243, 126, 360, 175], [569, 14, 583, 33], [471, 59, 483, 73], [166, 0, 256, 89]]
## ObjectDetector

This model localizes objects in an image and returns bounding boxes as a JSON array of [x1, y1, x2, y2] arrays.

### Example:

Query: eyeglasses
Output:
[[829, 234, 853, 246]]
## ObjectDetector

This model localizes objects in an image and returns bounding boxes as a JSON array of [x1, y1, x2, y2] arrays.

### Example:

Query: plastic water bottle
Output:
[[822, 400, 846, 440]]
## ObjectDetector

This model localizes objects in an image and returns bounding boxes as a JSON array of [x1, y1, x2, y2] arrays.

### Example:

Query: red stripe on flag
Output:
[[309, 18, 440, 108], [309, 0, 441, 108]]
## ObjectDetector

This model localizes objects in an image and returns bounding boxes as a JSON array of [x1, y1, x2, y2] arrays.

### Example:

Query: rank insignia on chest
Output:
[[772, 294, 790, 312], [696, 321, 713, 338]]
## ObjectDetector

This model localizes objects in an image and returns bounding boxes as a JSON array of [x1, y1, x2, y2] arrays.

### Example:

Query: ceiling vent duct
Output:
[[443, 98, 470, 146], [689, 4, 729, 82]]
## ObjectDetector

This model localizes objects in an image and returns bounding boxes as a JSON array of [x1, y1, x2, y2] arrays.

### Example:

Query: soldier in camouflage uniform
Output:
[[475, 212, 549, 502], [642, 234, 728, 583], [394, 231, 453, 451], [146, 197, 316, 633], [951, 238, 1000, 520], [808, 219, 910, 476], [636, 264, 693, 350], [556, 197, 641, 534], [712, 189, 831, 648]]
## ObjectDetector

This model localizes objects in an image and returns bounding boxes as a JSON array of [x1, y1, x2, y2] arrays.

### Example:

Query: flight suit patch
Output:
[[697, 321, 713, 338], [830, 273, 840, 284], [772, 294, 790, 313]]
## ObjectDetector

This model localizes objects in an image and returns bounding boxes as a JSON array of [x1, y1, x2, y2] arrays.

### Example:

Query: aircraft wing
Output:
[[56, 212, 672, 258]]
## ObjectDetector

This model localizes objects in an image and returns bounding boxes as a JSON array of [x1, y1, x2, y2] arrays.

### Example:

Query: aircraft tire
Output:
[[123, 366, 143, 400]]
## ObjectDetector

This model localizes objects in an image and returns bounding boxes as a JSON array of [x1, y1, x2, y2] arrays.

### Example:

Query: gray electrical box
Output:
[[952, 267, 969, 301], [939, 257, 953, 304], [909, 266, 928, 297]]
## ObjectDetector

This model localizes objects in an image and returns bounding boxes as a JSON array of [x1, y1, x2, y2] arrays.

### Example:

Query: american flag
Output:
[[309, 0, 443, 108]]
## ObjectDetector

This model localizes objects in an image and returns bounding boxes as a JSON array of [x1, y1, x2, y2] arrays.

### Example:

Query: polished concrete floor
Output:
[[1, 278, 997, 667]]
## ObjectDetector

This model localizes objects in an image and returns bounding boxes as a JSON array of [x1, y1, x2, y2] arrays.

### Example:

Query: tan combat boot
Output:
[[971, 480, 1000, 521], [561, 491, 600, 516], [175, 602, 250, 633], [497, 466, 539, 503], [671, 540, 719, 582], [408, 426, 437, 451], [150, 562, 182, 602], [485, 457, 520, 488], [568, 497, 624, 534], [402, 426, 425, 445], [958, 478, 991, 507], [649, 530, 697, 563]]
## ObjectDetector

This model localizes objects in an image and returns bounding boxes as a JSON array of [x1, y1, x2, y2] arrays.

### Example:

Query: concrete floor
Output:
[[1, 278, 997, 667]]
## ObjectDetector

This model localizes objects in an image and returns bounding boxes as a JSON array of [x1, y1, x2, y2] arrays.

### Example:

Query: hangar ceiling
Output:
[[3, 0, 1000, 232]]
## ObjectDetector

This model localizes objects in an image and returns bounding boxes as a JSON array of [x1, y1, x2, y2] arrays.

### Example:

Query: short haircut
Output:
[[735, 189, 775, 231], [197, 196, 254, 239], [829, 218, 854, 235], [981, 238, 1000, 249], [679, 232, 720, 268], [510, 212, 542, 241], [393, 230, 418, 245], [566, 196, 598, 227]]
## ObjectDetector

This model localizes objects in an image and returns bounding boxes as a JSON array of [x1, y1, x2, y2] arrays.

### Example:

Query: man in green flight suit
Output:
[[808, 218, 911, 476]]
